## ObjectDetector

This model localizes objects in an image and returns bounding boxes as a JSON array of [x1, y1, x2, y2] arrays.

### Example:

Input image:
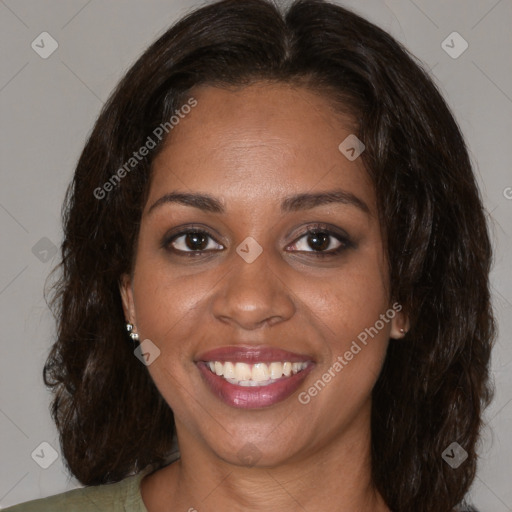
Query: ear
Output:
[[119, 273, 137, 326], [389, 303, 410, 340]]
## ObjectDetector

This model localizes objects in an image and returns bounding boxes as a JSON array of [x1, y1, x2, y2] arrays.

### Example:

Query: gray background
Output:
[[0, 0, 511, 509]]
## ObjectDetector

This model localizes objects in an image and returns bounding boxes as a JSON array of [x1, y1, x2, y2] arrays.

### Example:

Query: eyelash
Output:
[[162, 224, 353, 258]]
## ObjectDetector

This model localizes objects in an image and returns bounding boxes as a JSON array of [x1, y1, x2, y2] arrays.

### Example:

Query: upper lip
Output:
[[195, 345, 314, 363]]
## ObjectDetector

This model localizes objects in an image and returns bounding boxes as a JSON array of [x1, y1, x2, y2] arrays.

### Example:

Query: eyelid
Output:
[[161, 225, 225, 254], [162, 222, 353, 256], [286, 223, 353, 249]]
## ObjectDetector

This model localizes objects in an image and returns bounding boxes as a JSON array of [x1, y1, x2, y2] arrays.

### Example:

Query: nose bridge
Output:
[[210, 243, 295, 329]]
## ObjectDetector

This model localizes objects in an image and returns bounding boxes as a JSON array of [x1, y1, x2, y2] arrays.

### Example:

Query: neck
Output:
[[141, 406, 389, 512]]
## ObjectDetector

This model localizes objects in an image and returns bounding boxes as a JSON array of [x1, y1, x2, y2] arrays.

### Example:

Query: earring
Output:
[[400, 328, 407, 334], [126, 323, 139, 342]]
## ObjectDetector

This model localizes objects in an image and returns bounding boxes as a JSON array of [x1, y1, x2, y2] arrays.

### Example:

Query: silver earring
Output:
[[400, 328, 406, 334], [126, 323, 139, 342]]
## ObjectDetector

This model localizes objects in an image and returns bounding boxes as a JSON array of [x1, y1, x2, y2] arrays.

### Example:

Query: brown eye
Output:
[[183, 232, 209, 251], [306, 232, 331, 252], [287, 224, 353, 257], [165, 229, 224, 254]]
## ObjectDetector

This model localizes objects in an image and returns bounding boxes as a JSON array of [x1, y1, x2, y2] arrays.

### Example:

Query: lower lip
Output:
[[197, 362, 314, 409]]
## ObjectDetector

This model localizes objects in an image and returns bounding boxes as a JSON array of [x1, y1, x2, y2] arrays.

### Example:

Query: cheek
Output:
[[131, 258, 208, 352], [299, 282, 391, 419], [130, 262, 207, 413], [301, 255, 390, 343], [296, 252, 391, 403]]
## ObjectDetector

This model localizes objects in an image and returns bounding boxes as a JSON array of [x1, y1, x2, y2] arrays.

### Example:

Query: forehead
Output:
[[147, 82, 375, 214]]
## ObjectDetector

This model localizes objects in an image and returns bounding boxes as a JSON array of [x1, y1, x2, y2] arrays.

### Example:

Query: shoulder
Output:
[[2, 467, 154, 512]]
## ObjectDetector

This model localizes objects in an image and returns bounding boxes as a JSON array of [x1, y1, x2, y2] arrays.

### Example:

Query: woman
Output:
[[5, 0, 494, 510]]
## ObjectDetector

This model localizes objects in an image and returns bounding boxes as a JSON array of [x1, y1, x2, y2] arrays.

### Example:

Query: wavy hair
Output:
[[44, 1, 495, 511]]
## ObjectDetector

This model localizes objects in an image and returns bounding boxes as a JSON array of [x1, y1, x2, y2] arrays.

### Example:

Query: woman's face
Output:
[[121, 82, 407, 467]]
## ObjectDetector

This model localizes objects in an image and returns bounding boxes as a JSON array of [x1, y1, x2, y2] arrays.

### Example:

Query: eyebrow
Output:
[[281, 190, 370, 214], [147, 189, 370, 216]]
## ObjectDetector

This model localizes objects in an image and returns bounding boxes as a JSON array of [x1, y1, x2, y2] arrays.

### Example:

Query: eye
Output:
[[287, 224, 352, 257], [163, 228, 224, 255]]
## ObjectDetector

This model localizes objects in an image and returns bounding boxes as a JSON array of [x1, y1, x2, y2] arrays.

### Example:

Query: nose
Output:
[[210, 248, 296, 331]]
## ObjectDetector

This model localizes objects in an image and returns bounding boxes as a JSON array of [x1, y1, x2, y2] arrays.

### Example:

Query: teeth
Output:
[[205, 360, 308, 386], [214, 361, 224, 376], [269, 362, 283, 379], [251, 363, 269, 382], [223, 361, 235, 379], [235, 362, 252, 381]]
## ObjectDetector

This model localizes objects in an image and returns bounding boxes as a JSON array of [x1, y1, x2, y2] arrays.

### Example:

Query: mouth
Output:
[[195, 346, 314, 409], [204, 360, 309, 386]]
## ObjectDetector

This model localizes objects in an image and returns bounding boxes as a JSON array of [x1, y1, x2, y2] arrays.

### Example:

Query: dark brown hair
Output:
[[44, 1, 495, 511]]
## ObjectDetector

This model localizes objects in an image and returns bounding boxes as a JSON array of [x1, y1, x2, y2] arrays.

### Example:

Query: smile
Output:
[[205, 361, 310, 386], [195, 346, 314, 408]]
